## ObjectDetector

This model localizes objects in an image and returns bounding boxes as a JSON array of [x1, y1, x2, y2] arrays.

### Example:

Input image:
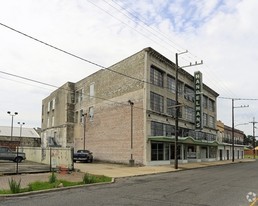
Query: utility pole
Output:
[[128, 100, 134, 166], [250, 117, 258, 159], [82, 113, 87, 150], [174, 51, 202, 169], [232, 99, 249, 162]]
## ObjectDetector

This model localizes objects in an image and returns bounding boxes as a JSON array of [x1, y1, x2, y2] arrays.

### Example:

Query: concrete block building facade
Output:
[[41, 47, 243, 165]]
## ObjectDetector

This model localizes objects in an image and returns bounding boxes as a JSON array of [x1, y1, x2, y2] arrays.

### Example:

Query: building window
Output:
[[151, 143, 164, 161], [209, 116, 215, 128], [150, 92, 164, 113], [150, 66, 163, 87], [52, 116, 55, 127], [75, 89, 83, 103], [203, 113, 208, 126], [74, 111, 78, 123], [167, 98, 182, 118], [178, 81, 183, 95], [80, 109, 84, 123], [47, 101, 50, 112], [89, 107, 94, 121], [184, 85, 194, 102], [166, 124, 175, 136], [151, 121, 164, 136], [208, 99, 215, 112], [203, 96, 208, 109], [52, 98, 55, 110], [42, 105, 44, 115], [90, 83, 95, 99], [167, 75, 176, 93], [71, 92, 75, 104], [47, 118, 50, 127], [185, 106, 195, 122]]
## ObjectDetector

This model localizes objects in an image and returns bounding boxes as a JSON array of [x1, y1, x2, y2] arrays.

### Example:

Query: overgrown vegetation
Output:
[[244, 155, 258, 159], [49, 172, 57, 183], [8, 178, 21, 194], [0, 173, 112, 195]]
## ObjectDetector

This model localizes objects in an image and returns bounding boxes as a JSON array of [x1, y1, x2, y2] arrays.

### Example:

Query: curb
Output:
[[0, 177, 115, 199]]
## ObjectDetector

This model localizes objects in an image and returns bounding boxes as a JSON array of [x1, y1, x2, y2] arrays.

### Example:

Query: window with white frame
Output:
[[167, 75, 176, 93], [150, 66, 163, 87], [184, 85, 195, 102], [151, 121, 164, 136], [184, 106, 195, 122], [203, 113, 208, 126], [150, 92, 164, 113], [208, 99, 215, 112], [203, 96, 208, 109], [178, 81, 183, 96], [167, 98, 182, 118], [209, 115, 215, 128]]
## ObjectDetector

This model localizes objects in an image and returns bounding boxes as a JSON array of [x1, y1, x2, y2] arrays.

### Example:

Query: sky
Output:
[[0, 0, 258, 136]]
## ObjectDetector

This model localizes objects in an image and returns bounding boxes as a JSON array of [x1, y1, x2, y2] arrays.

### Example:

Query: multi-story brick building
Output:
[[41, 47, 224, 165]]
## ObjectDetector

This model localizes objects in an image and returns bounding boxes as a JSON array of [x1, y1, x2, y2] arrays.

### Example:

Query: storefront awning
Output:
[[148, 136, 220, 146]]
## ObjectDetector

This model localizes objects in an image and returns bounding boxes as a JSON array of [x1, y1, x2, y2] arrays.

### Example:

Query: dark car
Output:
[[73, 150, 93, 163]]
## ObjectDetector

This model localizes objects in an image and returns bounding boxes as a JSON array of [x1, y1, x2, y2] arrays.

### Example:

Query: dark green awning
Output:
[[148, 136, 220, 146]]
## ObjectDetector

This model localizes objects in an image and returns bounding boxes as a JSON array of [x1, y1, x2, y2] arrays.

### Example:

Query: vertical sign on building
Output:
[[194, 71, 203, 130]]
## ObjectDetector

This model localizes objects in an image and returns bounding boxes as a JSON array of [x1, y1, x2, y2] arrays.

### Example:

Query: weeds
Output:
[[82, 173, 96, 184], [48, 172, 57, 183], [8, 178, 21, 194]]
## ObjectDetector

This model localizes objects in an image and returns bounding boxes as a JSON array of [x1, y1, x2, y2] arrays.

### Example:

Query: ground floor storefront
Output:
[[147, 137, 244, 165]]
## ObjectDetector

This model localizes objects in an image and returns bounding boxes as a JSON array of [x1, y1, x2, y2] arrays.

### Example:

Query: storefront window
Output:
[[151, 143, 164, 161], [209, 147, 217, 158]]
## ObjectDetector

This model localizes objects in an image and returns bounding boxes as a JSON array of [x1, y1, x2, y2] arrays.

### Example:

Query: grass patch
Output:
[[244, 155, 258, 159], [0, 173, 112, 195]]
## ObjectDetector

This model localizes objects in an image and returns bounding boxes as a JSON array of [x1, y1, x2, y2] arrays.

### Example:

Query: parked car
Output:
[[0, 146, 26, 163], [73, 150, 93, 163]]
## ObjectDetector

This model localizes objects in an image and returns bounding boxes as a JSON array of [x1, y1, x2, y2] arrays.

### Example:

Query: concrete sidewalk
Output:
[[74, 159, 255, 178], [0, 159, 255, 191]]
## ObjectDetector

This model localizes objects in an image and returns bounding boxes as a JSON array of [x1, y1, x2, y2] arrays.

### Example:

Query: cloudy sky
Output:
[[0, 0, 257, 136]]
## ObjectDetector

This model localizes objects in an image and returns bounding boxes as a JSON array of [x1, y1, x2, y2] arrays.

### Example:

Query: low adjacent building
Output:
[[217, 120, 245, 160], [0, 126, 41, 148]]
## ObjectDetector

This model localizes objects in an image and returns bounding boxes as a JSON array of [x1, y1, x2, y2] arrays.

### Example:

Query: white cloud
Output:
[[0, 0, 258, 135]]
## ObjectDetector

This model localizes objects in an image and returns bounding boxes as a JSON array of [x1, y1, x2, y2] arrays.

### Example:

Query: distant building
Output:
[[217, 120, 245, 160], [41, 47, 225, 165], [0, 126, 41, 148]]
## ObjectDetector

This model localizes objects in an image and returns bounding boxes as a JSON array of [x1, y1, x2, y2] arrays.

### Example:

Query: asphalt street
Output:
[[0, 161, 257, 206]]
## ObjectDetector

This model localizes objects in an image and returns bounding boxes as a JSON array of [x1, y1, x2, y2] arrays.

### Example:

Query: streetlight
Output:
[[7, 111, 18, 141], [18, 122, 25, 145], [16, 122, 24, 174], [128, 100, 134, 166]]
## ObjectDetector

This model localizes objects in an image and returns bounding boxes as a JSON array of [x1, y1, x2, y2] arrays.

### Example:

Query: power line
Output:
[[219, 96, 258, 101], [0, 20, 251, 102], [0, 69, 144, 111], [99, 1, 237, 98]]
